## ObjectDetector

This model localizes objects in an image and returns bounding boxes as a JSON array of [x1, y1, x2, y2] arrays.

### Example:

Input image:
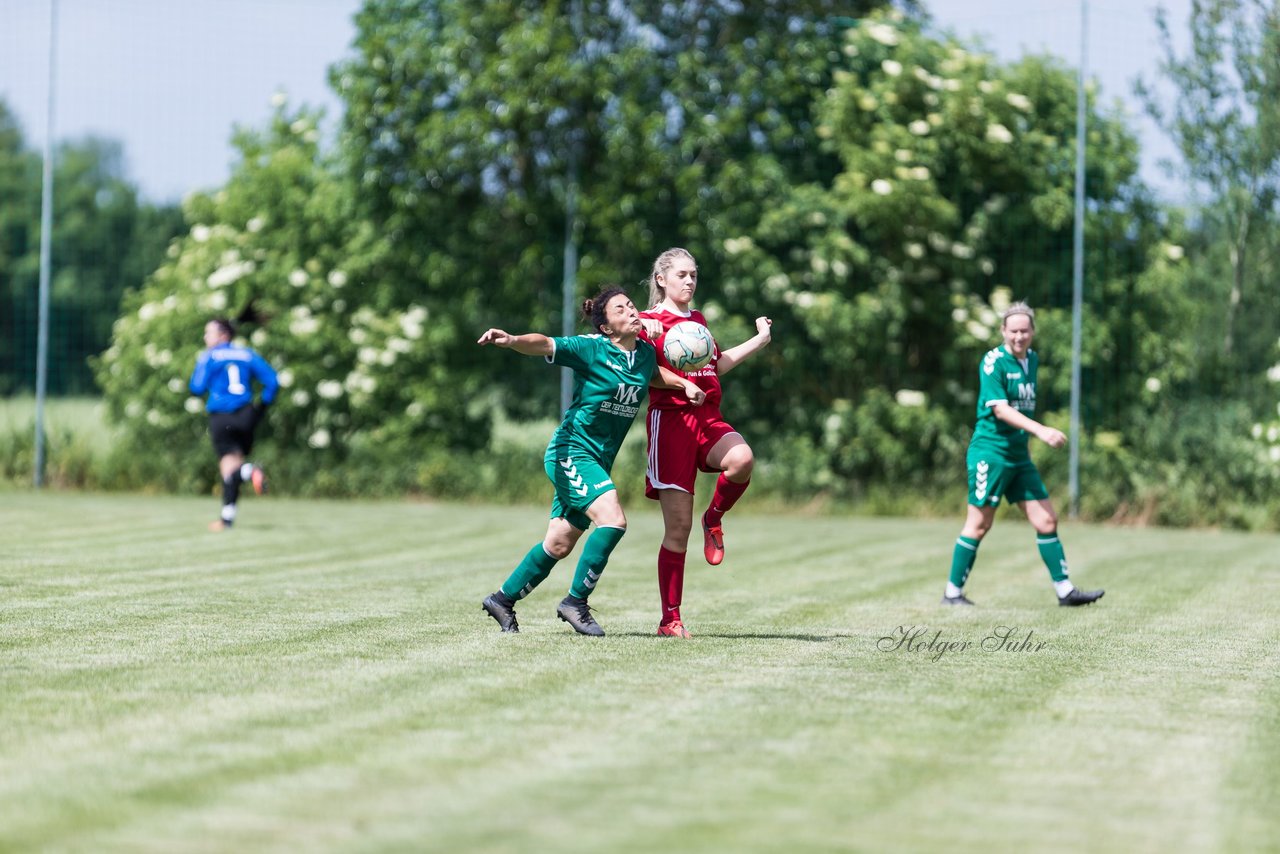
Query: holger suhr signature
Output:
[[877, 625, 1048, 661]]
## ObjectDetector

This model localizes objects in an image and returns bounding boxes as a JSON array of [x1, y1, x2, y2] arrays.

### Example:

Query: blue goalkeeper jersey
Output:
[[189, 342, 279, 413]]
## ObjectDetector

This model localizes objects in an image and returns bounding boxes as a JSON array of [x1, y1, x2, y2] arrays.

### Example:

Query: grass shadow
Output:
[[609, 630, 849, 642]]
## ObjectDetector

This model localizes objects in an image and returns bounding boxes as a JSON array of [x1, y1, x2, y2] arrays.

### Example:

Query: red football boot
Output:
[[658, 619, 692, 638], [701, 513, 725, 566]]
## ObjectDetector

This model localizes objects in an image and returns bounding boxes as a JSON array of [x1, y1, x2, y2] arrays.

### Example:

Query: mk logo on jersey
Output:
[[1016, 382, 1035, 402], [614, 383, 641, 406]]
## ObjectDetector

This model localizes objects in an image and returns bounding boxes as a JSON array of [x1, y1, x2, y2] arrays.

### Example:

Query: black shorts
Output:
[[209, 405, 258, 457]]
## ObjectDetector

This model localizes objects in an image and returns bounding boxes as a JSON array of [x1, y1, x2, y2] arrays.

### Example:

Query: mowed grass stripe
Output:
[[853, 546, 1279, 851], [10, 633, 830, 848], [2, 491, 1278, 852], [4, 628, 618, 845]]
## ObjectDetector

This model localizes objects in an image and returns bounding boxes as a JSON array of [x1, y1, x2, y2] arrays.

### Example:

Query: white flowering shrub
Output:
[[94, 104, 486, 492], [714, 10, 1104, 429], [1254, 343, 1280, 471]]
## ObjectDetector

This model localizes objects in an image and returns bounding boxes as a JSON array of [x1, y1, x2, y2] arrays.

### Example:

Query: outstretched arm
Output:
[[992, 403, 1067, 449], [477, 329, 554, 357], [652, 366, 706, 406], [716, 316, 772, 377]]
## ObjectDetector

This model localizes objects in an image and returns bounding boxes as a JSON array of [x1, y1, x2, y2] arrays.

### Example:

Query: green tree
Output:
[[0, 100, 184, 395], [0, 101, 41, 396], [332, 2, 1194, 498], [96, 102, 480, 490], [1133, 0, 1280, 510], [706, 11, 1177, 489], [334, 0, 889, 421], [49, 137, 184, 393], [1137, 0, 1280, 366]]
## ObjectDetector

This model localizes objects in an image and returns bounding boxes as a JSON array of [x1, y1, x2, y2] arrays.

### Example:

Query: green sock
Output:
[[948, 535, 981, 588], [500, 543, 559, 601], [1036, 531, 1069, 582], [569, 526, 626, 600]]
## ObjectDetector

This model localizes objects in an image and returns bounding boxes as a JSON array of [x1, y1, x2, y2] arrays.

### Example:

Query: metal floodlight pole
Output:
[[34, 0, 58, 488], [560, 156, 578, 415], [1068, 0, 1088, 518], [559, 0, 583, 416]]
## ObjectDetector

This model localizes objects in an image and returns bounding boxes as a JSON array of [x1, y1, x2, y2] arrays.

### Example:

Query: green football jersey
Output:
[[544, 335, 658, 470], [970, 344, 1039, 459]]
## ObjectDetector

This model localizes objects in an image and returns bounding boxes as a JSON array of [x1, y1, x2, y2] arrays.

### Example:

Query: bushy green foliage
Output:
[[94, 103, 490, 494], [7, 394, 1280, 528], [1137, 0, 1280, 371], [81, 2, 1280, 525], [708, 12, 1168, 448], [0, 101, 184, 395]]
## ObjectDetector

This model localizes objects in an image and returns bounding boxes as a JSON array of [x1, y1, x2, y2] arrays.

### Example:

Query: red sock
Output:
[[703, 474, 750, 528], [658, 546, 686, 623]]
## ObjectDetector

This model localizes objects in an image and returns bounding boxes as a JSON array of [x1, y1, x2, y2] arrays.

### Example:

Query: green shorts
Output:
[[543, 448, 616, 531], [966, 447, 1048, 507]]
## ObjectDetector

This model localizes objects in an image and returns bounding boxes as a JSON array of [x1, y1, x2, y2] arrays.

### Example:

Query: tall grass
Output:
[[0, 397, 121, 487], [0, 396, 961, 516], [7, 395, 1277, 529]]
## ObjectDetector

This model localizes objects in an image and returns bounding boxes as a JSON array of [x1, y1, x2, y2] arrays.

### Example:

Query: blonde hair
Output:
[[647, 247, 696, 308], [1001, 301, 1036, 328]]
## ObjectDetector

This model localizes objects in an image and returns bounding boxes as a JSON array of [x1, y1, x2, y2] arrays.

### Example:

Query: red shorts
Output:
[[645, 407, 738, 499]]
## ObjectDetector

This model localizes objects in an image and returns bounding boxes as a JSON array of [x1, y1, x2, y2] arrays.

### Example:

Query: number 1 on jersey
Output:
[[227, 364, 246, 395]]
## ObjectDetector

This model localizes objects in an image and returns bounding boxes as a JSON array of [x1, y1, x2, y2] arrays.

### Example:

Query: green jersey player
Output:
[[479, 286, 705, 636], [943, 302, 1105, 607]]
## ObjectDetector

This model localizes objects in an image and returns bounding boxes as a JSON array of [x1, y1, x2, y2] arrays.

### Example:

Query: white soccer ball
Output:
[[661, 320, 715, 372]]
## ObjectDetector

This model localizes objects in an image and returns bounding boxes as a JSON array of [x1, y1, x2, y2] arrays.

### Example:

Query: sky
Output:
[[0, 0, 1192, 204], [0, 0, 360, 202], [924, 0, 1192, 198]]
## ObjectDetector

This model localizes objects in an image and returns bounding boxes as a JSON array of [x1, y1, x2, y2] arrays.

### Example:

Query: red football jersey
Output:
[[641, 306, 722, 410]]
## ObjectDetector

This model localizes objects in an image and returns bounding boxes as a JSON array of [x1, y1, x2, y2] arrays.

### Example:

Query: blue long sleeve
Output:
[[252, 352, 279, 405], [189, 351, 213, 395], [189, 343, 278, 413]]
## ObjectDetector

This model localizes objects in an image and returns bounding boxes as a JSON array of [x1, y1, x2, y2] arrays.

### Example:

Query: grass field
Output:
[[2, 490, 1278, 853]]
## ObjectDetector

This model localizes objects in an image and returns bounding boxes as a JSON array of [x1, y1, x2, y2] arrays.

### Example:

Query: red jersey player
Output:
[[639, 247, 772, 638]]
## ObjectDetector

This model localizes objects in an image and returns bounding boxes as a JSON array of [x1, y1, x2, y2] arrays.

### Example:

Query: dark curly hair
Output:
[[209, 299, 268, 339], [208, 317, 236, 338], [582, 286, 630, 334]]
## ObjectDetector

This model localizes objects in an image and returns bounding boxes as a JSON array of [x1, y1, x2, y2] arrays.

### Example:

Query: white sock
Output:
[[221, 504, 237, 523], [240, 462, 255, 482], [945, 582, 963, 598], [1054, 579, 1075, 597]]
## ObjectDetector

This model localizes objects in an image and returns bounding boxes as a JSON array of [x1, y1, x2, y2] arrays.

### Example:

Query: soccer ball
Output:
[[661, 321, 715, 372]]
